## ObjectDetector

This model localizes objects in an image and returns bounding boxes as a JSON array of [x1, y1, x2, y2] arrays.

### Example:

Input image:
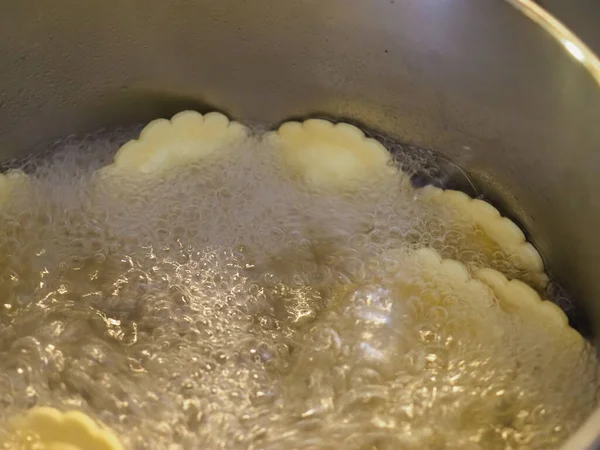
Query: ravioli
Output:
[[102, 111, 248, 175], [270, 119, 399, 191], [416, 185, 548, 289], [0, 170, 27, 205], [4, 407, 124, 450], [386, 247, 578, 346]]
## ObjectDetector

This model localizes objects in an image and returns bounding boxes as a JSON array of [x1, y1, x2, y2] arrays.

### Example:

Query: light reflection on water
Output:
[[0, 128, 598, 450]]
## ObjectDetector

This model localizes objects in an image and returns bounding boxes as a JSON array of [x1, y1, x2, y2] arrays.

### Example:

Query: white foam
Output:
[[0, 126, 597, 450]]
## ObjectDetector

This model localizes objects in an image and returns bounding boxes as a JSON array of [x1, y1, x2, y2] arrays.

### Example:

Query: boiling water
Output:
[[0, 128, 598, 450]]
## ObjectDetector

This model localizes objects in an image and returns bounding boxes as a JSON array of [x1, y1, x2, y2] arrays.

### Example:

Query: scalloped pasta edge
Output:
[[418, 185, 548, 287], [386, 247, 581, 346], [0, 170, 27, 204], [8, 406, 124, 450], [269, 118, 400, 190], [101, 111, 249, 175]]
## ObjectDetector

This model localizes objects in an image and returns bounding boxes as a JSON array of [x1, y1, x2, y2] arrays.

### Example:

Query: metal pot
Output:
[[1, 0, 599, 448]]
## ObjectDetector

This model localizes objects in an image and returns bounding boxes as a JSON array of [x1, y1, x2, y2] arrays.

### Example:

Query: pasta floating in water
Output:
[[101, 111, 248, 175], [0, 113, 595, 450], [276, 247, 588, 449], [4, 407, 124, 450], [269, 118, 399, 191], [0, 170, 27, 205], [415, 184, 549, 289]]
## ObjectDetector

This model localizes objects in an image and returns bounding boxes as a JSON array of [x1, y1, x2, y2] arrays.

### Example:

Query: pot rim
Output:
[[507, 1, 600, 449], [507, 0, 600, 87]]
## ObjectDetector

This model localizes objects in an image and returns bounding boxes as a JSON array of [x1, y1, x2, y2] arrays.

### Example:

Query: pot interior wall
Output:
[[1, 0, 599, 368]]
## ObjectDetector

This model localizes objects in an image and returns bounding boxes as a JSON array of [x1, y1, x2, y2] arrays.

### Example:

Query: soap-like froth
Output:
[[0, 125, 596, 450]]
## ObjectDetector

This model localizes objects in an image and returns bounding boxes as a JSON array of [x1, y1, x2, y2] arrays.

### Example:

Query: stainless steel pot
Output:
[[1, 0, 599, 448]]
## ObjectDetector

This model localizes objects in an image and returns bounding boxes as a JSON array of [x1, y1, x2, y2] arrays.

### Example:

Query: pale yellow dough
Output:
[[0, 170, 27, 205], [271, 119, 398, 190], [475, 267, 581, 345], [378, 246, 491, 306], [103, 111, 249, 174], [5, 407, 124, 450], [417, 185, 548, 289], [380, 247, 580, 347]]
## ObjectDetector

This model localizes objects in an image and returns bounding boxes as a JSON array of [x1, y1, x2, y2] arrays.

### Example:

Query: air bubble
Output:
[[0, 125, 597, 450]]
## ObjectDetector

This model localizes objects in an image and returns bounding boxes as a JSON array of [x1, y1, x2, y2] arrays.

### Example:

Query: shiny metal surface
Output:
[[536, 0, 600, 57], [1, 0, 600, 448]]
